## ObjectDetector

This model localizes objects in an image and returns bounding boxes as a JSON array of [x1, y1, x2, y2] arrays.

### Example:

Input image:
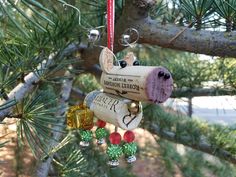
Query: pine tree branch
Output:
[[143, 104, 236, 165], [0, 55, 54, 121], [81, 0, 236, 67], [138, 21, 236, 59], [147, 123, 236, 164], [36, 70, 73, 177], [172, 88, 236, 98], [0, 43, 79, 122]]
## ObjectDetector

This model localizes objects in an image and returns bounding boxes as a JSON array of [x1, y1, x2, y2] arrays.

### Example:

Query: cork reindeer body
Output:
[[99, 47, 173, 104], [84, 91, 143, 130]]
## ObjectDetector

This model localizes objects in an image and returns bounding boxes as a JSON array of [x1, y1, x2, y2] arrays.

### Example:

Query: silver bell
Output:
[[88, 29, 100, 42], [121, 34, 131, 44]]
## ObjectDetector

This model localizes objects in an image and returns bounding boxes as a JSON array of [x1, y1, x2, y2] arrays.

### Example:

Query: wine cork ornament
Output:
[[99, 47, 173, 104], [84, 91, 143, 130]]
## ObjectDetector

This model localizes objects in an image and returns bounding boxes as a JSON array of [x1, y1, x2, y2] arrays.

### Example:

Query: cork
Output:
[[99, 48, 173, 104], [100, 66, 173, 103], [84, 91, 143, 130]]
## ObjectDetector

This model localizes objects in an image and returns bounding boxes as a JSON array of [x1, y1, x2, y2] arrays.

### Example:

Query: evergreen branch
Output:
[[172, 87, 236, 98], [0, 43, 79, 122], [22, 0, 53, 14], [143, 104, 236, 164], [81, 0, 236, 67], [21, 0, 55, 26], [36, 70, 73, 177], [148, 123, 236, 164], [7, 0, 47, 32], [0, 3, 29, 37], [0, 55, 54, 121]]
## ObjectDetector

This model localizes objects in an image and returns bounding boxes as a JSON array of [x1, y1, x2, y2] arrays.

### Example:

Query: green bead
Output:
[[123, 142, 137, 156], [95, 128, 107, 140], [107, 144, 123, 160], [80, 130, 93, 142]]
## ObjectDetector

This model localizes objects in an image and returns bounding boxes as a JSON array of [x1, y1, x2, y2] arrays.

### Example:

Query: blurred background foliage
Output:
[[0, 0, 236, 177]]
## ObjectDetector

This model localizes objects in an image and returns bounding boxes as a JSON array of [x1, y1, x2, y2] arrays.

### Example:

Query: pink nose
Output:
[[146, 67, 173, 104]]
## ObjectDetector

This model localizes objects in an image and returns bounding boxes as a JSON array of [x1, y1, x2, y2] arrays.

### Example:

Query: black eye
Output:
[[158, 71, 164, 77], [119, 60, 127, 68], [164, 73, 170, 80], [133, 60, 140, 66]]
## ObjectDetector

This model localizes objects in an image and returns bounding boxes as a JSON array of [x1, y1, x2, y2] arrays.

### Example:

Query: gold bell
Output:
[[127, 101, 141, 115], [67, 104, 94, 130]]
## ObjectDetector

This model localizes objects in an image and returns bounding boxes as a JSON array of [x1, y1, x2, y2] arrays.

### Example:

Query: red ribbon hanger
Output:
[[107, 0, 115, 51]]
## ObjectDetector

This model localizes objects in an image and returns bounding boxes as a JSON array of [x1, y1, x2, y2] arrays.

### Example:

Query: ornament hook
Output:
[[119, 28, 139, 47]]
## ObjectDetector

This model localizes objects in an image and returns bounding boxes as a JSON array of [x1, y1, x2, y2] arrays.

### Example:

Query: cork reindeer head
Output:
[[99, 47, 173, 104], [99, 48, 139, 73]]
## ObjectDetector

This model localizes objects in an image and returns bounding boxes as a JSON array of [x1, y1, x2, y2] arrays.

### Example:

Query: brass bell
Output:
[[127, 101, 141, 115]]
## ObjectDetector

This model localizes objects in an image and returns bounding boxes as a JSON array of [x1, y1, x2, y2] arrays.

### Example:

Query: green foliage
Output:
[[0, 0, 83, 53], [179, 0, 214, 29], [214, 0, 236, 31], [75, 73, 101, 93], [164, 57, 215, 88], [54, 142, 88, 177], [0, 99, 16, 111], [158, 139, 236, 177], [150, 0, 236, 30], [77, 0, 124, 28], [143, 104, 236, 161], [214, 58, 236, 88], [16, 87, 64, 157], [149, 0, 167, 19]]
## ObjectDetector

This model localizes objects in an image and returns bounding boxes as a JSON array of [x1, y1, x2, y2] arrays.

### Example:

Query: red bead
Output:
[[109, 132, 121, 145], [96, 120, 106, 128], [123, 131, 135, 143]]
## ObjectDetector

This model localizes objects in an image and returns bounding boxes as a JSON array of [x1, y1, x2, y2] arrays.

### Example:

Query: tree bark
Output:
[[81, 0, 236, 68]]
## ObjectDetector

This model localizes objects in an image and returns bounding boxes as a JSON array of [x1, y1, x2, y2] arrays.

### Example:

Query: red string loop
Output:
[[107, 0, 115, 51]]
